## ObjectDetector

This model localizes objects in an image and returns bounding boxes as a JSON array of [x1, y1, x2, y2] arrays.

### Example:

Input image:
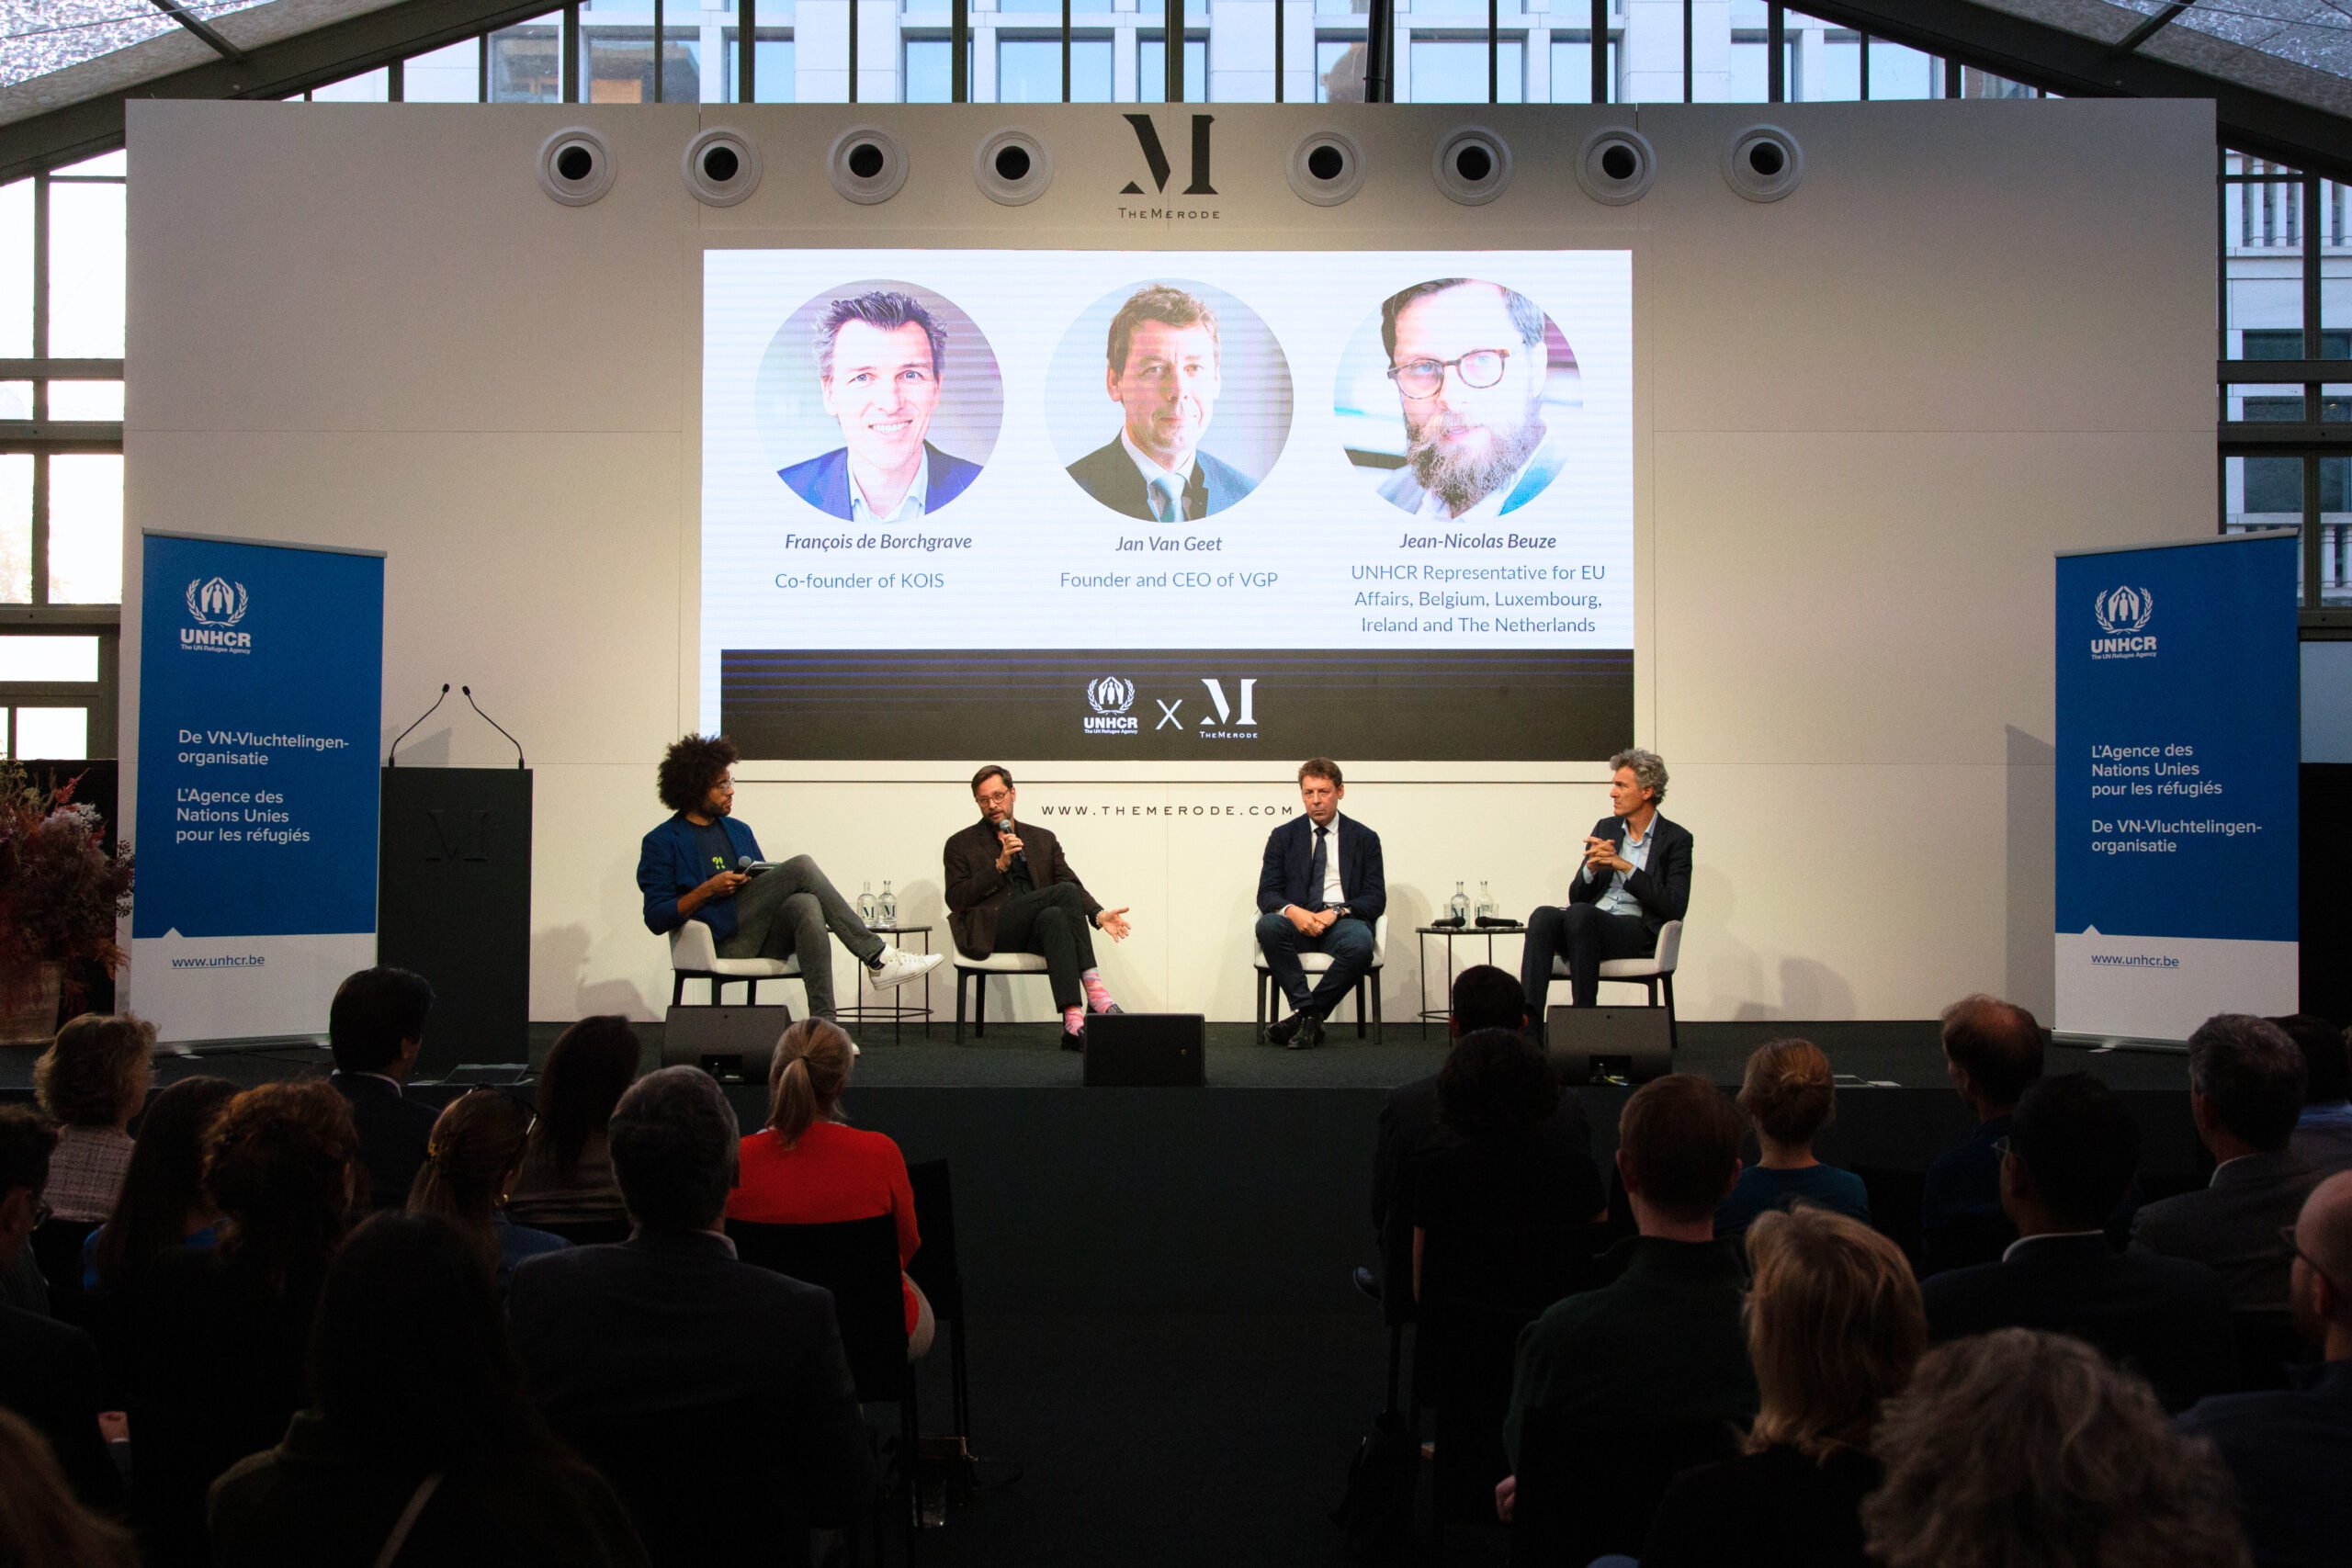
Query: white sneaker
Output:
[[867, 946, 944, 990]]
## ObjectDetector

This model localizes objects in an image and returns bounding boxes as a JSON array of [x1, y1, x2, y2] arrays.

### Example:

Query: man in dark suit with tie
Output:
[[1065, 284, 1258, 523], [1924, 1073, 2237, 1414], [1520, 748, 1692, 1024], [1256, 759, 1385, 1051], [510, 1066, 875, 1564], [325, 965, 443, 1211]]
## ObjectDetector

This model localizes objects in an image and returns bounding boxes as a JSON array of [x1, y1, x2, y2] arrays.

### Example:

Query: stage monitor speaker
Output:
[[1546, 1005, 1673, 1086], [537, 127, 616, 207], [662, 1003, 793, 1083], [1286, 130, 1365, 207], [1576, 128, 1657, 207], [829, 126, 909, 206], [974, 129, 1053, 206], [1724, 125, 1804, 203], [1083, 1013, 1206, 1088], [683, 128, 762, 207]]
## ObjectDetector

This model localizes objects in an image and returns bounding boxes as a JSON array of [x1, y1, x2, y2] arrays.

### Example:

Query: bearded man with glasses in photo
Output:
[[1374, 277, 1566, 522]]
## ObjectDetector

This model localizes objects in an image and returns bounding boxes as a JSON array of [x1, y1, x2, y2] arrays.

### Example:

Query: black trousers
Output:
[[991, 884, 1099, 1011], [1521, 902, 1655, 1012]]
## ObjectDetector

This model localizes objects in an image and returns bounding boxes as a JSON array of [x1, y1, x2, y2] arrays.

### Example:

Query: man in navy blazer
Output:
[[324, 965, 442, 1211], [1066, 284, 1259, 523], [778, 289, 982, 524], [1256, 759, 1385, 1051], [1521, 747, 1692, 1021]]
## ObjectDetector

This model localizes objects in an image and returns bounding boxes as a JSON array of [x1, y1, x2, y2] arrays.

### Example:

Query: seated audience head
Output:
[[327, 966, 435, 1083], [658, 732, 738, 816], [0, 1407, 136, 1568], [1864, 1328, 2248, 1568], [2000, 1072, 2142, 1235], [608, 1066, 739, 1235], [409, 1089, 535, 1274], [1449, 963, 1527, 1037], [530, 1015, 640, 1177], [1437, 1027, 1559, 1138], [32, 1012, 153, 1132], [90, 1074, 238, 1292], [2290, 1170, 2352, 1358], [1938, 993, 2043, 1118], [1737, 1037, 1836, 1154], [2187, 1013, 2305, 1157], [0, 1105, 57, 1267], [309, 1211, 548, 1469], [1744, 1206, 1926, 1457], [2267, 1013, 2348, 1108], [768, 1018, 856, 1146], [1617, 1073, 1745, 1234], [205, 1079, 359, 1291]]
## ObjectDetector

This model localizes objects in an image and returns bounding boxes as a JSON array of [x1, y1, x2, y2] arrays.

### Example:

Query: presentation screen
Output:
[[701, 247, 1634, 761]]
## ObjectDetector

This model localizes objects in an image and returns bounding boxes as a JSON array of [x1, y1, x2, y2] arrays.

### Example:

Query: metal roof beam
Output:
[[145, 0, 250, 62], [2111, 1, 2192, 59]]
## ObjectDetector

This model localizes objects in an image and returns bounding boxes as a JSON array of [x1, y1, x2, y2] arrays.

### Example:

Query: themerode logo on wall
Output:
[[1119, 113, 1219, 220]]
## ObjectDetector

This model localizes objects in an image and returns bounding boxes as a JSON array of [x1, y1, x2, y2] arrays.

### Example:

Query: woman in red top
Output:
[[725, 1019, 933, 1357]]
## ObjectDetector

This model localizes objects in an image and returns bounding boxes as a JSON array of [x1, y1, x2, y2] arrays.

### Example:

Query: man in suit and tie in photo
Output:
[[1520, 748, 1691, 1032], [1066, 284, 1258, 523], [780, 289, 982, 523], [1256, 759, 1385, 1051]]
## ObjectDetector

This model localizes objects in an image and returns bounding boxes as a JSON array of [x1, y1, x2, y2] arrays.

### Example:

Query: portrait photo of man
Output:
[[779, 289, 984, 524], [1065, 284, 1261, 524], [1369, 277, 1567, 521]]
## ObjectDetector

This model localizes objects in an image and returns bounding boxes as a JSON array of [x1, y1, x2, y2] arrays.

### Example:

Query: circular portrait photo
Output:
[[1334, 277, 1582, 521], [757, 280, 1004, 524], [1046, 279, 1293, 525]]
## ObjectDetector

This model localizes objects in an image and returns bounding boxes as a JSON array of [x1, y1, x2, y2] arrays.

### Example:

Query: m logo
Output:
[[1200, 678, 1258, 728], [423, 808, 495, 863], [2093, 586, 2154, 635], [1121, 113, 1216, 197]]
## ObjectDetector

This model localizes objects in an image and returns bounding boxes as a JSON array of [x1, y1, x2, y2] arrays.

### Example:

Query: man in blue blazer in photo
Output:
[[779, 289, 982, 524], [1066, 284, 1259, 523], [1256, 758, 1385, 1051]]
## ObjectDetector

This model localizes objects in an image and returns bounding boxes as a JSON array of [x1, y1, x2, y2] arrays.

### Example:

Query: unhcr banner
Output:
[[130, 533, 385, 1043], [2054, 532, 2299, 1043]]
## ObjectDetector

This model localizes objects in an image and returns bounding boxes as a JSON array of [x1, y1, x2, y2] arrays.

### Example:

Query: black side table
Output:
[[836, 924, 933, 1043], [1415, 923, 1527, 1039]]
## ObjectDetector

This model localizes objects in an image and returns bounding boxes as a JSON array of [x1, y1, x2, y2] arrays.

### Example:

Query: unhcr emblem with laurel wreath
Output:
[[2090, 585, 2155, 660], [1084, 675, 1139, 734], [181, 576, 254, 652]]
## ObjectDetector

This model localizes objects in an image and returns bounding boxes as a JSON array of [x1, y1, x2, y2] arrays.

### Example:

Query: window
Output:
[[1137, 35, 1208, 103], [905, 38, 953, 102], [1408, 38, 1523, 104]]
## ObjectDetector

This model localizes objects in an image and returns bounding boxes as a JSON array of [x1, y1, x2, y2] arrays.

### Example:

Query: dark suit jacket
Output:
[[1568, 813, 1692, 935], [508, 1232, 875, 1549], [1923, 1232, 2238, 1413], [329, 1071, 439, 1213], [1256, 812, 1385, 924], [778, 442, 980, 522], [0, 1301, 120, 1510], [2178, 1359, 2352, 1568], [637, 813, 763, 943], [943, 818, 1100, 958], [1640, 1444, 1881, 1568], [2132, 1149, 2325, 1321], [1065, 436, 1256, 521]]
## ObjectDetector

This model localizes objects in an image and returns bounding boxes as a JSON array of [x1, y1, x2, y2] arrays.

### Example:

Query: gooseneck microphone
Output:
[[460, 685, 526, 770], [386, 683, 449, 767]]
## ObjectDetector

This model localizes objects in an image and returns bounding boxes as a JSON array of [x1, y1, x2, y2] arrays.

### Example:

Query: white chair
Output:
[[1547, 919, 1682, 1050], [952, 950, 1052, 1043], [669, 918, 801, 1007], [1254, 911, 1387, 1043]]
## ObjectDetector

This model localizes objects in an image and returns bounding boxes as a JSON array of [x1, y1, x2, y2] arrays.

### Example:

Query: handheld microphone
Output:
[[737, 855, 755, 873], [994, 815, 1026, 866]]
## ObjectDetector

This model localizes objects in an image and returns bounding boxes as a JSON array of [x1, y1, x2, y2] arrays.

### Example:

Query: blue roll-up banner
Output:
[[130, 533, 385, 1043], [2055, 532, 2299, 1043]]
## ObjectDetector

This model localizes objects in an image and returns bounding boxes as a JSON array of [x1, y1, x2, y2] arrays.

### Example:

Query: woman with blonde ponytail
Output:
[[724, 1019, 934, 1356], [1715, 1037, 1871, 1238]]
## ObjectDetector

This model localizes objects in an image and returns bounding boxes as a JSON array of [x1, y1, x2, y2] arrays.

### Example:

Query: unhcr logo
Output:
[[2090, 584, 2155, 660], [182, 576, 253, 653], [1084, 675, 1139, 734]]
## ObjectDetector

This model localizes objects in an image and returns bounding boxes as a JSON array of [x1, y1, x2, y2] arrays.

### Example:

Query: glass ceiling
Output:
[[0, 0, 389, 125], [1970, 0, 2352, 116]]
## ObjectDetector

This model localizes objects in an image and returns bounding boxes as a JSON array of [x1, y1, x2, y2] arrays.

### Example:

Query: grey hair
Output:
[[2187, 1013, 2305, 1152], [1609, 748, 1668, 806], [607, 1066, 741, 1233], [814, 290, 946, 384]]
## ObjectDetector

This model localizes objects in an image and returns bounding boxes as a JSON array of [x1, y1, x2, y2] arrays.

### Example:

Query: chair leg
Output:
[[1255, 969, 1266, 1043], [1663, 972, 1679, 1055], [747, 979, 758, 1005], [903, 1381, 922, 1561], [1354, 975, 1368, 1039], [955, 972, 968, 1045], [1372, 968, 1384, 1043], [974, 976, 987, 1039], [672, 972, 686, 1007]]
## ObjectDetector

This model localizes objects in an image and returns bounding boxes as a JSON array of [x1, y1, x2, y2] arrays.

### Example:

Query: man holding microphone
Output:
[[944, 766, 1132, 1051], [1520, 749, 1692, 1029]]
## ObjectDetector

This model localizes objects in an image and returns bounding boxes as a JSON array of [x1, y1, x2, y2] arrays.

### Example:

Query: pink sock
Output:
[[1081, 969, 1115, 1013], [1063, 1006, 1086, 1034]]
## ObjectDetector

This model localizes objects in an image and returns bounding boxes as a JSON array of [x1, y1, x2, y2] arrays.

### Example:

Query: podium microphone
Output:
[[460, 685, 526, 770], [386, 683, 449, 767]]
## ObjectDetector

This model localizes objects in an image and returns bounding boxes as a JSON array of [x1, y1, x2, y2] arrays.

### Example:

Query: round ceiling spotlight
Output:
[[1431, 126, 1512, 206], [1724, 124, 1804, 202], [682, 128, 762, 208], [1286, 130, 1365, 207], [974, 129, 1053, 207], [537, 127, 616, 208], [828, 125, 909, 206], [1575, 127, 1657, 207]]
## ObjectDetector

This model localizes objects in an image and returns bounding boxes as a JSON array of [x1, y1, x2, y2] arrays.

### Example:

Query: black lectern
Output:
[[378, 767, 532, 1077]]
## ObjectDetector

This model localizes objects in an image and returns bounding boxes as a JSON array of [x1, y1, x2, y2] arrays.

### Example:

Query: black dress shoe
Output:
[[1286, 1010, 1326, 1051], [1267, 1009, 1307, 1045], [1060, 1027, 1086, 1052], [1352, 1266, 1383, 1303]]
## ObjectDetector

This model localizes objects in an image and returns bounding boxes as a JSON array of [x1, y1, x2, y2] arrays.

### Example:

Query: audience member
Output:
[[2273, 1013, 2352, 1172], [1640, 1207, 1926, 1568], [325, 966, 442, 1211], [406, 1089, 571, 1292], [1411, 1028, 1597, 1301], [31, 1012, 153, 1224], [0, 1106, 119, 1511], [2179, 1169, 2352, 1568], [725, 1019, 933, 1357], [1863, 1328, 2250, 1568], [209, 1213, 647, 1568], [1497, 1074, 1755, 1554], [0, 1407, 136, 1568], [85, 1075, 237, 1295], [1716, 1038, 1869, 1239], [509, 1066, 875, 1565], [2134, 1013, 2324, 1325], [1920, 993, 2043, 1275], [1366, 964, 1598, 1307], [126, 1079, 357, 1568], [1924, 1073, 2235, 1412], [506, 1015, 639, 1231]]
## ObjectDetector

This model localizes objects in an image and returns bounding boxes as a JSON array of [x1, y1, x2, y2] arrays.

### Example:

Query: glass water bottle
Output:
[[1475, 881, 1497, 921], [857, 881, 877, 922], [1449, 881, 1470, 923], [878, 880, 898, 925]]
